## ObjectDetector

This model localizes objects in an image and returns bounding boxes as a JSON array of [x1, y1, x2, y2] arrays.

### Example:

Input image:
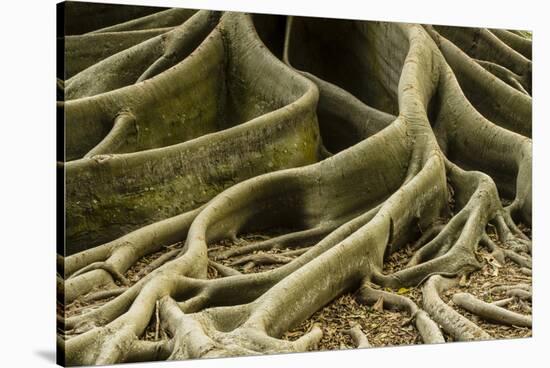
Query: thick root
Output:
[[357, 283, 445, 344], [422, 275, 491, 341], [59, 6, 532, 364], [344, 324, 371, 348], [452, 292, 531, 327]]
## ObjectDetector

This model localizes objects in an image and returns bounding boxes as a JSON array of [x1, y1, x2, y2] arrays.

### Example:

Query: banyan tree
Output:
[[57, 2, 532, 365]]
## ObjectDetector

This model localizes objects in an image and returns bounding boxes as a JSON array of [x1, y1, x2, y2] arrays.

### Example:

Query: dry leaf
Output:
[[459, 274, 468, 287], [397, 287, 410, 295], [373, 296, 384, 312]]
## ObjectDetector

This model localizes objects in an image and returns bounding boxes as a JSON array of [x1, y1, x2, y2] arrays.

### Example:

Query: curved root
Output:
[[59, 7, 532, 364], [422, 275, 491, 341], [452, 292, 531, 327], [357, 283, 444, 344], [345, 324, 371, 348]]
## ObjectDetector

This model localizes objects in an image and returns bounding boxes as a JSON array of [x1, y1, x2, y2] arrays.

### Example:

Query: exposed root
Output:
[[520, 268, 532, 276], [480, 233, 506, 265], [474, 59, 530, 95], [135, 249, 181, 278], [357, 283, 445, 344], [489, 28, 531, 60], [230, 253, 294, 270], [136, 11, 221, 82], [82, 287, 128, 303], [344, 324, 371, 348], [492, 297, 514, 307], [208, 261, 242, 277], [503, 250, 532, 269], [422, 275, 491, 341], [84, 111, 137, 158], [480, 233, 530, 269], [68, 261, 130, 286], [452, 292, 531, 327], [490, 283, 531, 293], [505, 288, 532, 301], [63, 207, 201, 302], [410, 222, 445, 251], [89, 8, 196, 34], [214, 225, 335, 260], [125, 339, 172, 363], [405, 219, 459, 268], [59, 6, 532, 364], [159, 297, 323, 360], [494, 213, 531, 250]]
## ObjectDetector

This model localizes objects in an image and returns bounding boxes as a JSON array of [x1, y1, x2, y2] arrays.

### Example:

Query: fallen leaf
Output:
[[459, 274, 468, 287], [373, 296, 384, 312], [397, 287, 410, 295]]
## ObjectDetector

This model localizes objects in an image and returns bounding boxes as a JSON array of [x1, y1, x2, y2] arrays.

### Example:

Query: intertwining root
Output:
[[58, 4, 532, 365]]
